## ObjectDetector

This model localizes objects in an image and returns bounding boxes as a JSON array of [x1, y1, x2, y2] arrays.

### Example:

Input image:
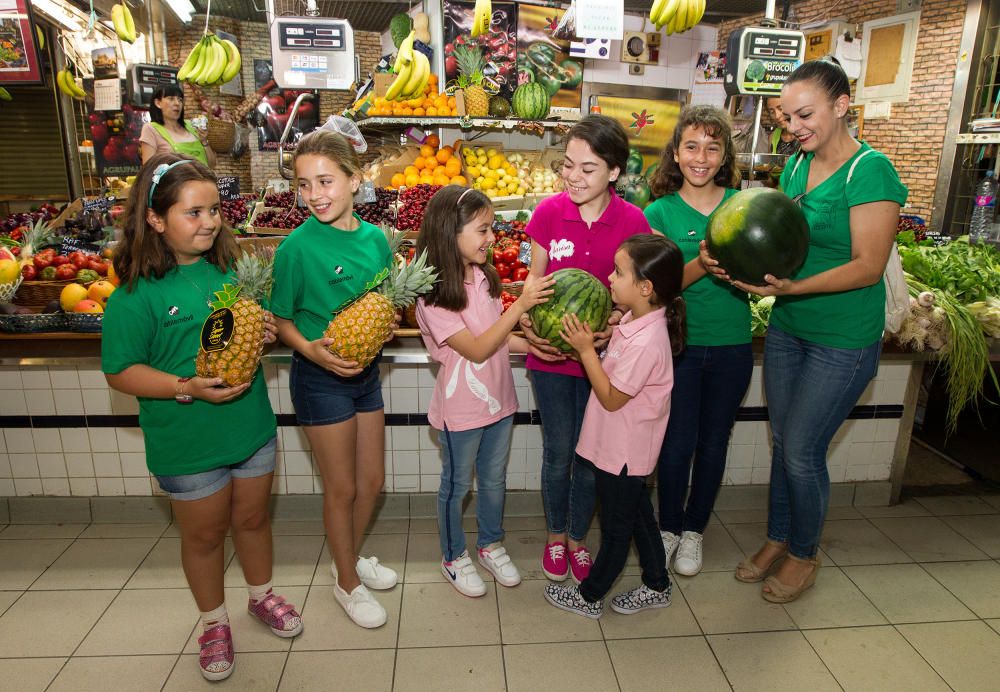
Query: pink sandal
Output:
[[248, 592, 303, 638], [197, 624, 234, 681]]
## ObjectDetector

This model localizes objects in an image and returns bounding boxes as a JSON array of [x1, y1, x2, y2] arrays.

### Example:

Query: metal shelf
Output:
[[955, 133, 1000, 144]]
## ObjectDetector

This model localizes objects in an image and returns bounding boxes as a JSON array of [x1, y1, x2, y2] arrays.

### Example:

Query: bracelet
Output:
[[175, 377, 194, 404]]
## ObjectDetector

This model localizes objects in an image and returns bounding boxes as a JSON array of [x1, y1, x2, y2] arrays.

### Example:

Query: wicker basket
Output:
[[0, 312, 67, 334], [63, 312, 103, 333], [206, 119, 236, 154], [12, 280, 73, 310]]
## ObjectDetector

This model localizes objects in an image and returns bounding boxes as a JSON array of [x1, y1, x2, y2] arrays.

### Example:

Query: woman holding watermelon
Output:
[[705, 58, 907, 603], [520, 114, 653, 584], [644, 105, 748, 578]]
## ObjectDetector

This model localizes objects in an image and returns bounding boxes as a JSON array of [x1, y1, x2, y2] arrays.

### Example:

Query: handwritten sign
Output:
[[217, 176, 240, 200], [59, 237, 102, 255], [82, 197, 114, 213]]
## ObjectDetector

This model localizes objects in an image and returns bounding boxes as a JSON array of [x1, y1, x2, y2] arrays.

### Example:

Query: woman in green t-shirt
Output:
[[102, 154, 302, 681], [705, 59, 907, 603], [643, 105, 749, 579]]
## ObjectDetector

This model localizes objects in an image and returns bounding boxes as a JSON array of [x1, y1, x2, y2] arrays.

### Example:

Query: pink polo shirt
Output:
[[526, 191, 652, 377], [575, 308, 673, 477], [416, 265, 518, 432]]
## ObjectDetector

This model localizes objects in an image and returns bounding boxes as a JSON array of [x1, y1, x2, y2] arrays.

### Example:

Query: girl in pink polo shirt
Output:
[[416, 186, 554, 598], [544, 234, 686, 618]]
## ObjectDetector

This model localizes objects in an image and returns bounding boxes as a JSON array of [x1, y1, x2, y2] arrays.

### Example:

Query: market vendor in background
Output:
[[766, 96, 800, 157], [139, 85, 216, 168]]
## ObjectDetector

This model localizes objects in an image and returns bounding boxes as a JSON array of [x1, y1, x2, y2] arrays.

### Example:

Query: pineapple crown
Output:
[[209, 284, 242, 310], [377, 246, 438, 309], [453, 43, 485, 83], [233, 249, 275, 303], [21, 218, 57, 257]]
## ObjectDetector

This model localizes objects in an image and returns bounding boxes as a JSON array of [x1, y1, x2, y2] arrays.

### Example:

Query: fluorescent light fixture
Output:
[[162, 0, 196, 23], [31, 0, 83, 31]]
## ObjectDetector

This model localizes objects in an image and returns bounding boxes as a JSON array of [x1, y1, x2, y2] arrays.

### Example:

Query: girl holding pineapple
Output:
[[415, 186, 554, 597], [103, 154, 302, 682], [272, 130, 430, 629]]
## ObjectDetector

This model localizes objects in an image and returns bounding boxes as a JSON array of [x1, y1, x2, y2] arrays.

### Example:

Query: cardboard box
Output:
[[374, 73, 396, 98]]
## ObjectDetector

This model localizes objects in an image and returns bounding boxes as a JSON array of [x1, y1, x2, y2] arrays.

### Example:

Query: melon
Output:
[[705, 187, 810, 285], [488, 95, 512, 118], [512, 82, 550, 120], [528, 269, 612, 352]]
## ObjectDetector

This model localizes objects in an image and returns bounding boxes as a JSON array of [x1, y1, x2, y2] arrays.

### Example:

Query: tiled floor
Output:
[[1, 494, 1000, 691]]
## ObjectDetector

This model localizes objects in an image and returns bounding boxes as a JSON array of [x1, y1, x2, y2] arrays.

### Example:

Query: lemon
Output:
[[481, 178, 496, 190], [516, 186, 526, 195], [473, 147, 484, 157], [477, 155, 487, 166], [467, 165, 481, 178], [485, 188, 497, 198]]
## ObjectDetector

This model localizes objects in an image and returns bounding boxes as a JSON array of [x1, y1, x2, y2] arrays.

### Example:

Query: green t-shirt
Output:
[[270, 214, 393, 341], [101, 258, 276, 476], [645, 189, 751, 346], [773, 142, 908, 348]]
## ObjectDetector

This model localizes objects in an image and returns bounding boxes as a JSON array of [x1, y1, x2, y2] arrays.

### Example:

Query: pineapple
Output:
[[195, 250, 274, 386], [454, 44, 489, 116], [18, 218, 57, 263], [324, 228, 438, 367]]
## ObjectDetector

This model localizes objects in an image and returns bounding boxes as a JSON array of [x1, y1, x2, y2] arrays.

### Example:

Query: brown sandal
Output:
[[734, 539, 789, 583], [762, 554, 821, 603]]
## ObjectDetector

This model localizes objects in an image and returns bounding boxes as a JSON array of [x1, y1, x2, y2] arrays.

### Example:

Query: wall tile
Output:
[[96, 477, 125, 496], [36, 453, 67, 478], [14, 478, 42, 495], [60, 428, 91, 453], [48, 366, 80, 389], [0, 431, 4, 453], [41, 478, 71, 496], [876, 419, 900, 443], [77, 369, 109, 388], [119, 453, 148, 477], [10, 453, 39, 478], [124, 477, 151, 495], [283, 450, 313, 476], [0, 478, 15, 495], [110, 390, 140, 415], [393, 475, 419, 492], [267, 388, 280, 412], [390, 366, 419, 387], [393, 451, 419, 476], [54, 390, 85, 415], [828, 465, 847, 483], [417, 387, 434, 412], [92, 453, 122, 477], [0, 366, 22, 389], [0, 390, 27, 415], [5, 429, 35, 454], [20, 370, 51, 389], [506, 472, 525, 491], [392, 426, 419, 451], [278, 388, 294, 414], [877, 379, 910, 404], [116, 428, 145, 453], [728, 444, 754, 469], [419, 425, 440, 450], [726, 468, 751, 485], [82, 389, 113, 415], [32, 429, 62, 454], [419, 449, 441, 475], [25, 390, 56, 416], [285, 475, 314, 494], [0, 453, 9, 478], [853, 419, 877, 443], [731, 422, 755, 444], [752, 443, 772, 469], [70, 477, 98, 496], [420, 474, 440, 493], [64, 453, 95, 478], [89, 428, 118, 453], [418, 366, 437, 388], [281, 426, 311, 452], [750, 467, 771, 484], [393, 388, 418, 413], [507, 447, 526, 474], [848, 442, 873, 466], [524, 472, 541, 490]]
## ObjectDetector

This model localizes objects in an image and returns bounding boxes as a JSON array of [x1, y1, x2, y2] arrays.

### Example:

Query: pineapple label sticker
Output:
[[200, 284, 241, 352]]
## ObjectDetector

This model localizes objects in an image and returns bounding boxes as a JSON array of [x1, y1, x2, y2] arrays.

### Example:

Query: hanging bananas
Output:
[[470, 0, 492, 38], [56, 69, 87, 100], [177, 34, 243, 87], [386, 31, 431, 102], [0, 87, 11, 102], [650, 0, 705, 35], [111, 3, 137, 44]]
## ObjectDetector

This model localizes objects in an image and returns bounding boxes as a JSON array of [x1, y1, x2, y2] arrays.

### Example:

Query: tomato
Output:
[[33, 252, 54, 269], [88, 258, 109, 275], [68, 251, 89, 267], [513, 267, 529, 282], [495, 262, 511, 278], [20, 264, 37, 280], [501, 247, 518, 263], [55, 264, 77, 280], [51, 255, 70, 267]]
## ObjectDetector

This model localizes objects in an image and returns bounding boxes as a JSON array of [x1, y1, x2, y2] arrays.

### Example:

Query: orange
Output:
[[450, 175, 468, 186], [407, 97, 423, 108], [390, 173, 406, 188], [434, 95, 448, 109], [438, 107, 451, 116], [428, 73, 438, 84], [425, 134, 440, 148], [419, 144, 435, 159], [414, 156, 429, 170], [405, 173, 420, 187], [444, 158, 462, 176], [87, 280, 117, 308], [436, 148, 452, 164], [448, 96, 457, 108], [426, 107, 438, 117], [422, 97, 434, 108], [433, 174, 450, 186], [413, 107, 425, 116], [404, 165, 419, 177], [401, 106, 413, 115]]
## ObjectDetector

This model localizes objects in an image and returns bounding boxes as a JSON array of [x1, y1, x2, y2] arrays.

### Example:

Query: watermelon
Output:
[[619, 174, 651, 208], [512, 82, 551, 120], [705, 187, 810, 286], [528, 269, 612, 352], [626, 148, 644, 175]]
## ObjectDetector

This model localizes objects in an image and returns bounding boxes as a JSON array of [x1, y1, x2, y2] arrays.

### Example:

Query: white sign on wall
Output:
[[576, 0, 624, 40]]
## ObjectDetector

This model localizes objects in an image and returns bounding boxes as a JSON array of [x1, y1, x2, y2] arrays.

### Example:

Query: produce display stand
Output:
[[356, 117, 577, 132]]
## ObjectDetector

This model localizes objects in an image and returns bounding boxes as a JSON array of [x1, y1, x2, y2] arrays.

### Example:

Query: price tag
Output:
[[217, 176, 241, 200], [59, 237, 102, 255], [82, 197, 113, 213]]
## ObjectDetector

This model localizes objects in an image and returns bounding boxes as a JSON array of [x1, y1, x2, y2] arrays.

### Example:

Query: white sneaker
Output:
[[477, 543, 521, 587], [333, 583, 386, 628], [660, 530, 681, 567], [330, 556, 399, 590], [673, 531, 704, 576], [441, 551, 487, 597]]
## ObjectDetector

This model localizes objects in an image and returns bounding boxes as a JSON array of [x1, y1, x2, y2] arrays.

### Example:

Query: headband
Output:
[[148, 160, 194, 206], [457, 187, 474, 205]]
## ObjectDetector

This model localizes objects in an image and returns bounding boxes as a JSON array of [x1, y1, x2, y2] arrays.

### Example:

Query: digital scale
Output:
[[269, 17, 356, 90], [127, 64, 179, 107], [724, 26, 805, 96]]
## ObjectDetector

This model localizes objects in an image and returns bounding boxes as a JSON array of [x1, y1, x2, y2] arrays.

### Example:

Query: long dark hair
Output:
[[565, 114, 630, 183], [115, 153, 238, 290], [650, 105, 740, 198], [149, 84, 186, 127], [416, 185, 498, 311], [619, 234, 686, 354], [785, 56, 851, 102]]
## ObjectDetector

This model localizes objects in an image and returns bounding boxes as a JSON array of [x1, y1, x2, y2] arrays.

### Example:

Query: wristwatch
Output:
[[175, 377, 194, 404]]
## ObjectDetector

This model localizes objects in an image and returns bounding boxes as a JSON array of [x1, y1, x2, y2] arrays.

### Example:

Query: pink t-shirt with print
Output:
[[525, 191, 652, 377], [416, 265, 518, 432], [575, 308, 673, 477]]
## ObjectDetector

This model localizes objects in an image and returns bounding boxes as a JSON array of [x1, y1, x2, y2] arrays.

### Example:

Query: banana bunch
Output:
[[385, 31, 431, 102], [177, 34, 242, 87], [111, 3, 137, 44], [56, 69, 87, 100], [470, 0, 492, 38], [650, 0, 706, 35], [0, 88, 11, 102]]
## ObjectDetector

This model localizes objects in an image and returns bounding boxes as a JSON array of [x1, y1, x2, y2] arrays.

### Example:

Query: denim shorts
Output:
[[154, 435, 277, 501], [289, 352, 384, 426]]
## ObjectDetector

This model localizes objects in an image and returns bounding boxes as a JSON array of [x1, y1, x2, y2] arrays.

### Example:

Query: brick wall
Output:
[[718, 0, 967, 224], [166, 20, 384, 191]]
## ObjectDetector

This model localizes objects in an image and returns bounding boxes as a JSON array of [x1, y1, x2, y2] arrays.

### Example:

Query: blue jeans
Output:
[[657, 344, 753, 535], [531, 370, 596, 541], [438, 416, 514, 562], [763, 326, 881, 558]]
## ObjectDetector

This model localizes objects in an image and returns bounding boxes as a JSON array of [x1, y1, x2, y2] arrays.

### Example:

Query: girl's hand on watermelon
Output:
[[518, 314, 567, 361], [187, 377, 251, 403], [516, 273, 556, 311], [559, 314, 596, 355], [263, 311, 278, 345], [309, 338, 363, 377], [731, 274, 792, 297], [698, 241, 730, 281]]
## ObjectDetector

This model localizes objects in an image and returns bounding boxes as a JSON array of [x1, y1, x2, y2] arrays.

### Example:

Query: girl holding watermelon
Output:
[[644, 105, 748, 577], [520, 114, 653, 585], [705, 58, 907, 603]]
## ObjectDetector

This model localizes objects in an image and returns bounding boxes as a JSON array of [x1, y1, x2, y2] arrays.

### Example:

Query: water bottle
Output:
[[970, 170, 997, 242]]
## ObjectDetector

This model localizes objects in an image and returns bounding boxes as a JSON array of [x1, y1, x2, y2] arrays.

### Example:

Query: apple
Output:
[[73, 299, 103, 313], [90, 123, 109, 142]]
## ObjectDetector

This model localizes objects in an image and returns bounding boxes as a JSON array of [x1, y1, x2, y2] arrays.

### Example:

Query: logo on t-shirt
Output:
[[687, 230, 697, 236], [168, 305, 179, 315], [549, 238, 575, 261], [335, 265, 343, 274]]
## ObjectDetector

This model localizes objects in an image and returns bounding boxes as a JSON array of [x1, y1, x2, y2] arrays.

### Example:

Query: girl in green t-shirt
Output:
[[644, 105, 750, 579], [102, 154, 302, 681], [704, 59, 907, 604], [272, 130, 397, 630]]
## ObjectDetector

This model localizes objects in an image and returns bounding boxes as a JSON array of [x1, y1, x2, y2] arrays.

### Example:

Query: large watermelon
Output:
[[705, 187, 809, 285], [529, 269, 612, 352], [512, 82, 551, 120]]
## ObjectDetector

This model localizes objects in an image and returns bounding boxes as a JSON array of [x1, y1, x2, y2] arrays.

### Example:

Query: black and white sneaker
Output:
[[610, 583, 672, 615], [543, 583, 604, 619]]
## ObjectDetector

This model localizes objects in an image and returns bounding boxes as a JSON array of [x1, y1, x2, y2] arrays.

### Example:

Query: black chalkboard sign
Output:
[[82, 197, 114, 213], [59, 237, 102, 255], [217, 176, 240, 200]]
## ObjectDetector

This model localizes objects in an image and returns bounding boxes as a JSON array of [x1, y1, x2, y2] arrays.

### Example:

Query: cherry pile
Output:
[[264, 191, 297, 207], [221, 197, 251, 228], [396, 184, 442, 232], [355, 187, 399, 226], [492, 216, 528, 244], [255, 207, 310, 230], [897, 214, 926, 242]]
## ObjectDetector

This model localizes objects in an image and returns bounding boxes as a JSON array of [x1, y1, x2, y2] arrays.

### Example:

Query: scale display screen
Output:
[[128, 64, 179, 106], [270, 18, 356, 90], [724, 26, 805, 96]]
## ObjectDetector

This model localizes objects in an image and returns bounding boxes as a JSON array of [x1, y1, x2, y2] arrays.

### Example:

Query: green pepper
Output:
[[76, 269, 99, 283], [40, 266, 57, 280]]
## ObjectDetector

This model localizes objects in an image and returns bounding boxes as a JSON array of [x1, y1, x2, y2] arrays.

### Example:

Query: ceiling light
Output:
[[30, 0, 83, 31], [162, 0, 196, 23]]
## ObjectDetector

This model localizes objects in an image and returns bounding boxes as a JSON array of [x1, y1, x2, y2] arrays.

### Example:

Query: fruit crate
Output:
[[0, 312, 67, 334], [13, 280, 76, 310]]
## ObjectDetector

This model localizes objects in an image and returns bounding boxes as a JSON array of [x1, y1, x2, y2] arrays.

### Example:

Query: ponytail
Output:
[[618, 234, 687, 355], [664, 295, 686, 355]]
